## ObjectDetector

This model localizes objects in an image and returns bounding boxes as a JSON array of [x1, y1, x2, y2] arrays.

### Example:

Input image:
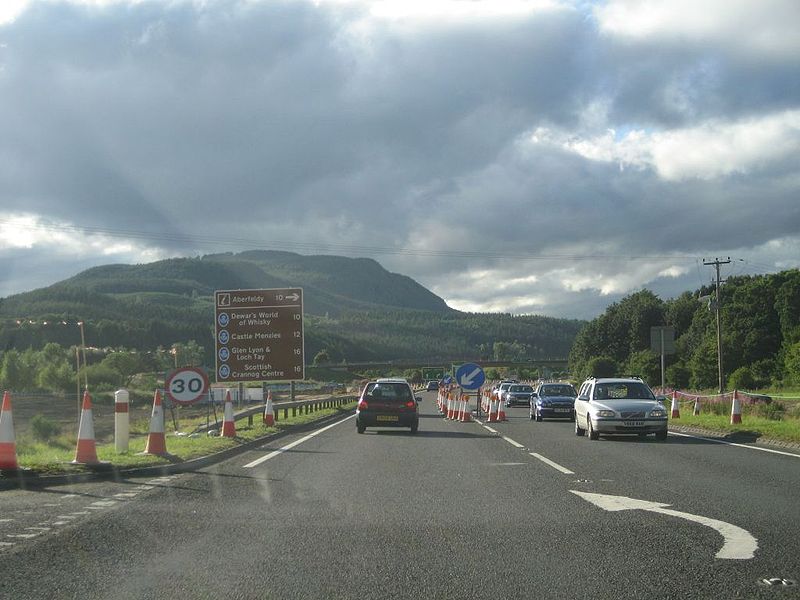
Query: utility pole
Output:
[[703, 257, 730, 394]]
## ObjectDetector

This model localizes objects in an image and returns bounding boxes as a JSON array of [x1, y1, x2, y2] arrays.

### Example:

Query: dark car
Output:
[[425, 380, 439, 391], [504, 384, 535, 407], [530, 382, 578, 421], [356, 378, 420, 434]]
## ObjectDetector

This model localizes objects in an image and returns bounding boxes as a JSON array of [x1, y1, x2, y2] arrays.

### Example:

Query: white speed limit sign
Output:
[[166, 367, 209, 406]]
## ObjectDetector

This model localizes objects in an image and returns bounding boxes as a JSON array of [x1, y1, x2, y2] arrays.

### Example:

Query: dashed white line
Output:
[[7, 533, 39, 539], [90, 500, 118, 507], [57, 515, 77, 520], [113, 492, 139, 499], [53, 522, 69, 526], [25, 527, 50, 532], [60, 494, 78, 499], [0, 542, 14, 547], [502, 436, 525, 448], [243, 414, 356, 468], [70, 511, 90, 516], [529, 452, 575, 475], [484, 426, 498, 434], [0, 519, 13, 524]]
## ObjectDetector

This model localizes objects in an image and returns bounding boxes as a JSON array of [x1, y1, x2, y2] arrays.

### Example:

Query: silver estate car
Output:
[[574, 377, 668, 441]]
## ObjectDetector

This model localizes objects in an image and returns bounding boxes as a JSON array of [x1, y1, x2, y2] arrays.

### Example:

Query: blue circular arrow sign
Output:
[[455, 362, 485, 390]]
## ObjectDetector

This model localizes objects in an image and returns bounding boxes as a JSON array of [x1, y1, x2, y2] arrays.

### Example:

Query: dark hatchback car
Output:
[[425, 380, 439, 391], [356, 379, 420, 434], [504, 384, 535, 407], [530, 382, 578, 421]]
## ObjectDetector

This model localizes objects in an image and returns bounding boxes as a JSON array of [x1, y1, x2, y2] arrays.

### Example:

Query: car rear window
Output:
[[510, 385, 533, 393], [365, 382, 413, 402], [541, 385, 577, 397]]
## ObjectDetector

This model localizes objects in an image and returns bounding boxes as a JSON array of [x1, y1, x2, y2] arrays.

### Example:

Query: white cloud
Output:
[[530, 109, 800, 181], [595, 0, 800, 58]]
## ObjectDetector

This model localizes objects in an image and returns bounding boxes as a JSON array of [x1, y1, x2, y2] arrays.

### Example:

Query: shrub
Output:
[[728, 366, 756, 391], [30, 414, 62, 442]]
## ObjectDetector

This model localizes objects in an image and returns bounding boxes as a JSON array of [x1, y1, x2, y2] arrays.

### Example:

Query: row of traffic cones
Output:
[[0, 387, 245, 471], [437, 387, 472, 422], [479, 387, 507, 423]]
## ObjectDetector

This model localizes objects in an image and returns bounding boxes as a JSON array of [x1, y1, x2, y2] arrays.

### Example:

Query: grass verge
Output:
[[668, 412, 800, 444], [12, 401, 357, 475]]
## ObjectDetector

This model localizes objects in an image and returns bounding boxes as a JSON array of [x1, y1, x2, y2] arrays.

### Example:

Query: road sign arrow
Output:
[[459, 367, 482, 387], [570, 490, 758, 560], [286, 293, 300, 301]]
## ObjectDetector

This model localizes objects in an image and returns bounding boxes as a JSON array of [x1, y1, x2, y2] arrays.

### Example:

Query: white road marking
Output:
[[69, 512, 90, 516], [502, 436, 525, 448], [25, 527, 50, 532], [42, 504, 61, 508], [7, 533, 39, 539], [243, 414, 356, 468], [0, 519, 13, 524], [484, 426, 498, 434], [113, 493, 139, 498], [60, 494, 78, 499], [53, 522, 69, 526], [133, 485, 155, 491], [57, 516, 77, 520], [90, 500, 118, 507], [669, 431, 800, 458], [0, 542, 14, 547], [571, 490, 758, 560], [529, 452, 575, 475]]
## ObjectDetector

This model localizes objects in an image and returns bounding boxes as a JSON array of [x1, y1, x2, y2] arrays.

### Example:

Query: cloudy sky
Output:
[[1, 0, 798, 319]]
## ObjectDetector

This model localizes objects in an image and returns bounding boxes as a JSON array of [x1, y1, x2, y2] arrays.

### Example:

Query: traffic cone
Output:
[[220, 390, 236, 437], [497, 398, 507, 422], [460, 394, 471, 423], [671, 392, 680, 419], [693, 396, 701, 416], [73, 390, 101, 465], [487, 396, 498, 423], [0, 391, 19, 470], [730, 390, 743, 424], [263, 389, 275, 426], [457, 395, 465, 421], [143, 390, 167, 455]]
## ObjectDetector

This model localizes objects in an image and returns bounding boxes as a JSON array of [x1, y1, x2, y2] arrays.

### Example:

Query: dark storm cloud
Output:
[[0, 0, 798, 317]]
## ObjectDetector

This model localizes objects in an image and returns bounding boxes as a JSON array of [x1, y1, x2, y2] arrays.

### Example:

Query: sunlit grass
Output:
[[12, 401, 357, 474]]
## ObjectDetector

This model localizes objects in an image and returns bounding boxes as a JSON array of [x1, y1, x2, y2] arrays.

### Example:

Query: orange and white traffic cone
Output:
[[730, 390, 743, 424], [447, 393, 455, 419], [693, 396, 701, 416], [460, 394, 472, 423], [457, 395, 466, 421], [73, 390, 101, 465], [221, 390, 237, 437], [143, 390, 168, 455], [497, 398, 507, 422], [487, 395, 498, 423], [671, 392, 680, 419], [0, 391, 19, 470], [263, 389, 275, 426]]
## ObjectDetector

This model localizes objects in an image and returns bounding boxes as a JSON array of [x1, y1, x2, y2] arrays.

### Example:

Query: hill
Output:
[[0, 251, 582, 363]]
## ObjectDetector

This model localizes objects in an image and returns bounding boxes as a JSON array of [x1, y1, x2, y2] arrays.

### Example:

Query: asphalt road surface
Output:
[[1, 392, 798, 599]]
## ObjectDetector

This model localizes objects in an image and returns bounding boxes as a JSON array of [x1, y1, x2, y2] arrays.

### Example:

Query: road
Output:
[[1, 391, 798, 599]]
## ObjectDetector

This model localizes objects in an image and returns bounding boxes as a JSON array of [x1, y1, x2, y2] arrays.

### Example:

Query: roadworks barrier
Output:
[[731, 390, 743, 424], [0, 391, 19, 471], [671, 392, 681, 419]]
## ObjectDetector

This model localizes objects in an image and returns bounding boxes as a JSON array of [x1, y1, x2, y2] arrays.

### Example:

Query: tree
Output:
[[626, 350, 660, 387], [101, 351, 147, 387], [586, 357, 617, 378], [784, 341, 800, 386]]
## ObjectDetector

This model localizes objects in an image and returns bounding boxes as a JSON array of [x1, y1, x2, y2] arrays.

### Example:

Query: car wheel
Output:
[[357, 423, 365, 434], [587, 418, 599, 440], [529, 410, 535, 421], [655, 429, 667, 441], [535, 409, 543, 422], [575, 415, 585, 436], [410, 421, 419, 434]]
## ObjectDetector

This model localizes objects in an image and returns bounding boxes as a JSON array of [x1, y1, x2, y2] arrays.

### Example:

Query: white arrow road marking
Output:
[[571, 491, 758, 560], [459, 367, 482, 387]]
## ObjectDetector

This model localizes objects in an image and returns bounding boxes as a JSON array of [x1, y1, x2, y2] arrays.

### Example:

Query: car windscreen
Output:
[[541, 385, 576, 397], [593, 382, 655, 400], [510, 385, 533, 393], [366, 383, 413, 402]]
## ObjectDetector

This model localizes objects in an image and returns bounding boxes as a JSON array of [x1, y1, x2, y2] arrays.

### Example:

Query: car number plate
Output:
[[377, 415, 399, 422], [554, 408, 570, 413], [623, 420, 644, 427]]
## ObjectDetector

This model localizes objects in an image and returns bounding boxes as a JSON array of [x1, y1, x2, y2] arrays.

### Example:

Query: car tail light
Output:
[[358, 400, 368, 410], [405, 401, 416, 409]]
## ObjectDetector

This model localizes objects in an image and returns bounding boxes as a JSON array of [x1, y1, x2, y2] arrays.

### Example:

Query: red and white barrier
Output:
[[221, 390, 237, 437], [693, 396, 701, 416], [459, 394, 471, 422], [144, 389, 168, 456], [730, 390, 743, 424], [671, 392, 680, 419], [114, 389, 130, 452], [73, 390, 101, 465], [0, 391, 18, 470]]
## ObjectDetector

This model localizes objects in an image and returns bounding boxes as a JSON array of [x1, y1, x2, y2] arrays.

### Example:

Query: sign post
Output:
[[214, 288, 305, 384], [650, 326, 676, 390]]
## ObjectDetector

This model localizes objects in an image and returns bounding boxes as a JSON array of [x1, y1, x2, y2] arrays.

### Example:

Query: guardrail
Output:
[[196, 395, 357, 432]]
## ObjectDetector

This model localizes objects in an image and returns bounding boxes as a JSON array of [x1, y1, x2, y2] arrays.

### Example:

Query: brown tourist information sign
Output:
[[214, 288, 305, 383]]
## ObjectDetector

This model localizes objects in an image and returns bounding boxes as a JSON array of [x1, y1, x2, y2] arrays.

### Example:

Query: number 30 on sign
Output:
[[166, 367, 210, 406]]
